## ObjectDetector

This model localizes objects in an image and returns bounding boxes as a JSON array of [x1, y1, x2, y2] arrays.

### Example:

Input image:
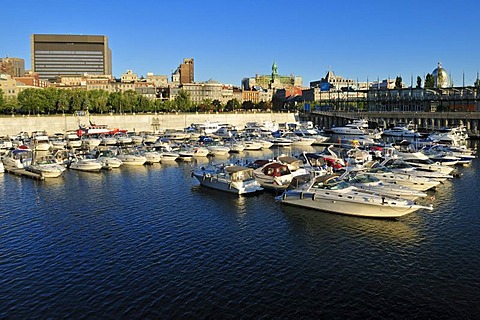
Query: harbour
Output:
[[1, 138, 480, 318]]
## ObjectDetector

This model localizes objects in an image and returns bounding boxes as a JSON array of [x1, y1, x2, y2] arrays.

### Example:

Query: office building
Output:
[[31, 34, 112, 82]]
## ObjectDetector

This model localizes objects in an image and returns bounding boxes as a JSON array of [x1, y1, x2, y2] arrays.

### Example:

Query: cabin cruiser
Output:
[[253, 161, 297, 191], [192, 164, 264, 195], [2, 148, 33, 170], [65, 131, 82, 149], [382, 125, 421, 139], [277, 174, 432, 218], [67, 154, 103, 172], [93, 149, 123, 169], [116, 148, 148, 166], [28, 155, 66, 178], [363, 162, 441, 191], [339, 170, 427, 200], [30, 131, 52, 151], [379, 158, 453, 181]]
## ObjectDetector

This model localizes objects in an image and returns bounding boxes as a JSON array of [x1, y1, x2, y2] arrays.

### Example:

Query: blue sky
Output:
[[2, 0, 479, 86]]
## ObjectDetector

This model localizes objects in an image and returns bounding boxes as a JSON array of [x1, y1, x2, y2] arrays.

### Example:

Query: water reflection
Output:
[[281, 205, 422, 244]]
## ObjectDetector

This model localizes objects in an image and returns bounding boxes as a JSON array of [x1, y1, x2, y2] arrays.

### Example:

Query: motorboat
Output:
[[277, 174, 432, 218], [339, 169, 427, 200], [28, 155, 66, 178], [30, 131, 52, 151], [65, 131, 82, 149], [330, 125, 366, 135], [155, 146, 180, 162], [2, 148, 33, 170], [394, 148, 456, 175], [67, 154, 103, 172], [192, 164, 263, 195], [293, 128, 330, 145], [363, 162, 441, 191], [278, 132, 315, 146], [382, 125, 421, 139], [253, 161, 296, 191], [242, 140, 264, 151], [116, 149, 148, 166], [115, 132, 133, 145], [141, 149, 162, 164], [379, 158, 453, 181], [207, 144, 231, 157], [94, 149, 123, 169]]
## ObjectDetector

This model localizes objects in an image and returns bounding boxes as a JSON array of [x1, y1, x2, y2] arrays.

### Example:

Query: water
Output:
[[1, 143, 480, 319]]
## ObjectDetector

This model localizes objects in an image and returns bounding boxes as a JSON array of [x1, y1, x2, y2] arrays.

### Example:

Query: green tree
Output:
[[425, 73, 434, 88], [123, 90, 138, 113], [70, 89, 86, 112], [416, 76, 422, 88], [57, 90, 71, 114], [212, 99, 222, 112], [43, 87, 58, 114], [137, 95, 153, 113], [225, 98, 241, 112], [4, 96, 18, 115], [17, 88, 46, 115], [174, 90, 191, 112], [0, 88, 4, 112], [395, 76, 403, 89], [108, 92, 122, 113]]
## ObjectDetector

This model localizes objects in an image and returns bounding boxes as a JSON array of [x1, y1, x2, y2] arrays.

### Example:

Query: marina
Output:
[[1, 120, 480, 317]]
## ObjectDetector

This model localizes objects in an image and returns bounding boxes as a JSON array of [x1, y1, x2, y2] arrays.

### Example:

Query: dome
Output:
[[432, 62, 449, 88]]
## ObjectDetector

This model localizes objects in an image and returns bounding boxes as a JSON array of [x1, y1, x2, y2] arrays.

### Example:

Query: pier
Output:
[[4, 166, 45, 180]]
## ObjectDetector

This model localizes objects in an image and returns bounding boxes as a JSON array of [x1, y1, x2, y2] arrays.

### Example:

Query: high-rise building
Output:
[[179, 58, 194, 84], [0, 57, 25, 77], [31, 34, 112, 82]]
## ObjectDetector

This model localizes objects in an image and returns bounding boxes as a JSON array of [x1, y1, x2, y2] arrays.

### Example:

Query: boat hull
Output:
[[279, 190, 427, 218]]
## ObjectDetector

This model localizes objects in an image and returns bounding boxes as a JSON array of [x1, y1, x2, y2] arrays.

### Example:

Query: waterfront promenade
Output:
[[0, 112, 296, 136]]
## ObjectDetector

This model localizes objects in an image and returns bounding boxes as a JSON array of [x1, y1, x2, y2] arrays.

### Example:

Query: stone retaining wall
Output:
[[0, 112, 297, 136]]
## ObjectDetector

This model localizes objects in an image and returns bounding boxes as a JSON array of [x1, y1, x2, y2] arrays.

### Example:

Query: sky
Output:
[[2, 0, 480, 87]]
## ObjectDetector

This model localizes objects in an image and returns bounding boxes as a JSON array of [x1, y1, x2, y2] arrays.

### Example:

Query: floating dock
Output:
[[4, 167, 45, 180]]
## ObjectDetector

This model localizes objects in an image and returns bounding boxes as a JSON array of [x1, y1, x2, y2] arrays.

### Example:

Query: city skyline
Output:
[[1, 0, 480, 86]]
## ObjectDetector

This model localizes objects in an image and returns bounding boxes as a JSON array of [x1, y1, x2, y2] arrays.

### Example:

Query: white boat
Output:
[[270, 136, 293, 147], [278, 175, 432, 218], [141, 150, 162, 164], [94, 149, 123, 169], [30, 131, 52, 151], [207, 144, 231, 156], [65, 132, 82, 149], [67, 155, 103, 172], [293, 129, 330, 145], [242, 140, 264, 151], [192, 164, 264, 195], [364, 162, 441, 191], [2, 148, 33, 170], [340, 170, 427, 200], [100, 134, 118, 146], [28, 155, 66, 178], [382, 125, 421, 139], [253, 161, 296, 191], [394, 148, 456, 175], [81, 135, 102, 149], [116, 149, 148, 166], [115, 132, 133, 145], [279, 132, 315, 146], [380, 158, 453, 181], [330, 126, 366, 135]]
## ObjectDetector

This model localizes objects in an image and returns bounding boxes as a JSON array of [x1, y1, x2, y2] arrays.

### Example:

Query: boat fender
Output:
[[311, 193, 315, 200], [191, 171, 194, 178], [381, 196, 385, 205], [300, 192, 304, 199], [202, 174, 206, 181]]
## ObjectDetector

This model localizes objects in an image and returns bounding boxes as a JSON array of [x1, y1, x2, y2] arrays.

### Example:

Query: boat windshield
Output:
[[312, 177, 350, 190], [348, 174, 379, 184]]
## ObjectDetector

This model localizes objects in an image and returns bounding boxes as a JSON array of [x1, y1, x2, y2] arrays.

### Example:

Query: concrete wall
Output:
[[0, 112, 297, 136]]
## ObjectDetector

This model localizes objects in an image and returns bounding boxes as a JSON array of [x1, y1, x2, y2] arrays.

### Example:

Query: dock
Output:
[[4, 167, 45, 180]]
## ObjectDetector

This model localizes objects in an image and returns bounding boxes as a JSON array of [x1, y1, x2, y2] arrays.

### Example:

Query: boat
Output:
[[278, 174, 433, 218], [116, 148, 148, 166], [206, 144, 231, 156], [379, 157, 453, 181], [192, 164, 264, 195], [30, 131, 52, 151], [65, 131, 82, 149], [382, 124, 421, 139], [67, 154, 103, 172], [253, 161, 296, 191], [27, 155, 66, 178], [2, 148, 33, 170], [340, 169, 427, 200], [94, 148, 123, 169], [330, 125, 366, 135]]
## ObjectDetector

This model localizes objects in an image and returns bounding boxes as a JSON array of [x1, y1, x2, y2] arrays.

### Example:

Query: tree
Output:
[[212, 99, 222, 112], [425, 73, 434, 89], [123, 90, 138, 113], [395, 76, 403, 89], [17, 88, 46, 115], [416, 76, 422, 88], [108, 92, 122, 113], [0, 88, 4, 112], [225, 99, 241, 112], [174, 90, 191, 112]]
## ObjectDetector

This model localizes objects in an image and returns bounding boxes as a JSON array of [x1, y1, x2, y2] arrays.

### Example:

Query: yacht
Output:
[[278, 174, 432, 218], [28, 155, 66, 178], [30, 131, 52, 151], [253, 161, 296, 191], [382, 124, 421, 139], [192, 164, 263, 195]]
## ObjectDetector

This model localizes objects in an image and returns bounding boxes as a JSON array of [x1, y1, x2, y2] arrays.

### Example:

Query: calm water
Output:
[[1, 143, 480, 319]]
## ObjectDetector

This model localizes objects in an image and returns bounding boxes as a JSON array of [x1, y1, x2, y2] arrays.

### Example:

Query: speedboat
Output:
[[2, 148, 33, 170], [340, 170, 427, 200], [67, 155, 103, 172], [253, 161, 296, 191], [116, 149, 147, 166], [28, 155, 66, 178], [364, 162, 441, 191], [278, 174, 432, 218], [94, 149, 123, 169], [192, 164, 263, 195], [65, 132, 82, 149], [30, 131, 52, 151], [380, 158, 453, 181]]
